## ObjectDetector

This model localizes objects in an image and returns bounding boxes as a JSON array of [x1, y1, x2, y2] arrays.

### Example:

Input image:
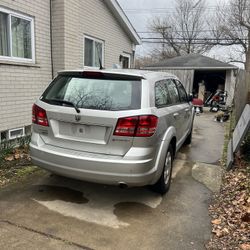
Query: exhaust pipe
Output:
[[118, 182, 128, 189]]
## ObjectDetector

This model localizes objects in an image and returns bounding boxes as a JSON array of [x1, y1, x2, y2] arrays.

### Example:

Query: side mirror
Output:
[[188, 93, 193, 102]]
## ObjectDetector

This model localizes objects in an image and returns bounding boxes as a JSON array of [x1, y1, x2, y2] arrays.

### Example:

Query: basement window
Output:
[[8, 127, 25, 140]]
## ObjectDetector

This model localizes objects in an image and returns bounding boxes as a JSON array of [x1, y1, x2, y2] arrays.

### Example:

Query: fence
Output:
[[234, 70, 248, 122]]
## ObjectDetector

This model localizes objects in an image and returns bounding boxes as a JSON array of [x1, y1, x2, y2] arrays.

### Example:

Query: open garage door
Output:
[[193, 70, 226, 103]]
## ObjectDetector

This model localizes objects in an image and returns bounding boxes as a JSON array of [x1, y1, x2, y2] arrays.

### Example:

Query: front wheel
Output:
[[151, 145, 173, 195]]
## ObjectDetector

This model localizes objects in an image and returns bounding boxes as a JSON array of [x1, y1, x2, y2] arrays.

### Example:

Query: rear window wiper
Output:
[[44, 98, 81, 113]]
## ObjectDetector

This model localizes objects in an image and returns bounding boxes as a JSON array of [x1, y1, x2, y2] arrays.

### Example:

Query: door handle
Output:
[[185, 108, 190, 112], [173, 113, 179, 118]]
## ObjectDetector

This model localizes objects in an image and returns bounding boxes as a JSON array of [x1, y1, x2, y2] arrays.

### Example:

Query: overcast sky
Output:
[[118, 0, 224, 31], [116, 0, 241, 66]]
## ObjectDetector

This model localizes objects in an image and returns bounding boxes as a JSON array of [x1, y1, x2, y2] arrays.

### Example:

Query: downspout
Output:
[[50, 0, 54, 78]]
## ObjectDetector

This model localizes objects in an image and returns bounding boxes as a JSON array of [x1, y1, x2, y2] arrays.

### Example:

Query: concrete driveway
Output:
[[0, 111, 224, 250]]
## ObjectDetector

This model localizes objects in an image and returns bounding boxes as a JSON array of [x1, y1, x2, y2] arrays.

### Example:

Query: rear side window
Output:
[[166, 79, 180, 104], [41, 76, 141, 111], [175, 80, 188, 103], [155, 80, 171, 107]]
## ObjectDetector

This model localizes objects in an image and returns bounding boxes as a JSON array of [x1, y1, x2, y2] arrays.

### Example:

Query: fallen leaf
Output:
[[222, 227, 230, 235], [241, 213, 250, 223], [240, 243, 250, 250], [14, 153, 20, 160], [211, 219, 222, 225], [212, 229, 223, 238], [4, 155, 14, 161]]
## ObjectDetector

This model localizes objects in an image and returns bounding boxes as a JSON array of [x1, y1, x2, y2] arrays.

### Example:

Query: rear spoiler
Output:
[[58, 71, 145, 80]]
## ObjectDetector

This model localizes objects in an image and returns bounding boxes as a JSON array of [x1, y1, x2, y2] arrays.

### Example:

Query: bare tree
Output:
[[149, 0, 210, 59], [212, 0, 250, 68], [213, 0, 250, 101]]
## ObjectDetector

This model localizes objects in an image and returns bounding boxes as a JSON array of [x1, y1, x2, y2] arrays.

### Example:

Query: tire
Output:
[[184, 126, 193, 145], [151, 145, 173, 195]]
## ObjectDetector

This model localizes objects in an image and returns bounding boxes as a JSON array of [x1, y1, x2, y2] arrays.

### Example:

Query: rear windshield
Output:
[[41, 76, 142, 111]]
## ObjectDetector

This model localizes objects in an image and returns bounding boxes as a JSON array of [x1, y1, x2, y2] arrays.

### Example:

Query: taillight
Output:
[[114, 116, 138, 137], [135, 115, 158, 137], [32, 104, 49, 127], [114, 115, 158, 137]]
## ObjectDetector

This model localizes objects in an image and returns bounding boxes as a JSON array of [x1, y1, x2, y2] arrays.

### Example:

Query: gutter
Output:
[[50, 0, 54, 78], [142, 66, 239, 70], [105, 0, 141, 45]]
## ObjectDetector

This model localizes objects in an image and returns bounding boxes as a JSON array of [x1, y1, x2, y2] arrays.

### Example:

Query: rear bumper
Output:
[[30, 140, 159, 187]]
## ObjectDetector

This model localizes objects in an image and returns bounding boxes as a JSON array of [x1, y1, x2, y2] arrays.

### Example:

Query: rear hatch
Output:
[[33, 71, 143, 156]]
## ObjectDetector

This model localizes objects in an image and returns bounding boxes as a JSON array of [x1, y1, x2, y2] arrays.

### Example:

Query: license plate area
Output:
[[57, 121, 108, 144]]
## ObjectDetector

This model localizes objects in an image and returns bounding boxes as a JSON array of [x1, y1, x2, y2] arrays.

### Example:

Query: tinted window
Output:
[[176, 80, 188, 103], [42, 76, 141, 111], [155, 80, 171, 107], [166, 79, 180, 104]]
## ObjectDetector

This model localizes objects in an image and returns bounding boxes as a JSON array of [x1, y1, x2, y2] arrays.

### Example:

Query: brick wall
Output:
[[0, 0, 52, 132]]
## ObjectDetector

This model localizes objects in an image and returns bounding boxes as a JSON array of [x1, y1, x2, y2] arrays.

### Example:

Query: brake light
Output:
[[81, 71, 104, 78], [114, 115, 158, 137], [114, 116, 138, 136], [32, 104, 49, 127], [136, 115, 158, 137]]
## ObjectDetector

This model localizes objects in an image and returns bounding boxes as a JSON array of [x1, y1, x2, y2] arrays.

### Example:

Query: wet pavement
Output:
[[178, 111, 224, 165], [0, 111, 224, 250]]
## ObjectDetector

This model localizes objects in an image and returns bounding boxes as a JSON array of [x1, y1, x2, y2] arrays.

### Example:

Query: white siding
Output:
[[52, 0, 134, 73], [0, 0, 136, 133]]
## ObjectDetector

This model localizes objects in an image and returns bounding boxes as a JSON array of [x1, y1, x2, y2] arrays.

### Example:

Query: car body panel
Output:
[[30, 69, 194, 187]]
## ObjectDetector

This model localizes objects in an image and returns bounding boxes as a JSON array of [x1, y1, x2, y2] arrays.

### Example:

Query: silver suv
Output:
[[30, 69, 194, 194]]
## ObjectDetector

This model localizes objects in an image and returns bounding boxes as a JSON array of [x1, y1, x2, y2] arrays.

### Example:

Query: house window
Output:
[[0, 8, 34, 62], [84, 36, 104, 67], [120, 53, 131, 68]]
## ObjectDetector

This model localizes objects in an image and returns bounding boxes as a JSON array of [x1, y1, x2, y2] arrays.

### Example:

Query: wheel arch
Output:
[[150, 126, 177, 184]]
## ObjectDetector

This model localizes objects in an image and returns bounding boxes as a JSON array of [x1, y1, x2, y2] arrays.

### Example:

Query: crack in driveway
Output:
[[0, 220, 93, 250]]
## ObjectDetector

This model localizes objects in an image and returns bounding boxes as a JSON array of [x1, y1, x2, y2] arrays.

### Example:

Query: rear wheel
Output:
[[152, 145, 173, 195]]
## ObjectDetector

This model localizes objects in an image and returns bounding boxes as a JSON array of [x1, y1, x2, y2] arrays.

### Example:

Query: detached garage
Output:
[[143, 54, 238, 105]]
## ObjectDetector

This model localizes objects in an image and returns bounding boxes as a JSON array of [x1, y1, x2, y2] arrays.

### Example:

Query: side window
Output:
[[166, 79, 180, 104], [155, 80, 171, 107], [176, 80, 188, 103]]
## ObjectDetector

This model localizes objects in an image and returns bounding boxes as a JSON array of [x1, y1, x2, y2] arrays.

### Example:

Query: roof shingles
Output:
[[144, 54, 238, 69]]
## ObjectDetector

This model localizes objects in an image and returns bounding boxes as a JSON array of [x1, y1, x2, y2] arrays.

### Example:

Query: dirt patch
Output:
[[0, 147, 39, 188]]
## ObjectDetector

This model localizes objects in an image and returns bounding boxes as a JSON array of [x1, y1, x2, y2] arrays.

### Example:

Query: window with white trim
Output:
[[84, 36, 104, 67], [120, 53, 131, 69], [0, 8, 35, 62]]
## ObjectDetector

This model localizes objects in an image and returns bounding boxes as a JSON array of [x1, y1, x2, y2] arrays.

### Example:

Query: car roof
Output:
[[58, 68, 177, 80]]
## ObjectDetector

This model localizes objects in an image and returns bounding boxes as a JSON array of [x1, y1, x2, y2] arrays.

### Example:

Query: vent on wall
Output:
[[8, 127, 25, 140]]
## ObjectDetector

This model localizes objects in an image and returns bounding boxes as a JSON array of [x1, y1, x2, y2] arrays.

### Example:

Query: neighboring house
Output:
[[143, 54, 238, 105], [0, 0, 140, 142]]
